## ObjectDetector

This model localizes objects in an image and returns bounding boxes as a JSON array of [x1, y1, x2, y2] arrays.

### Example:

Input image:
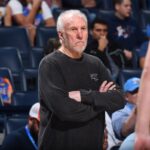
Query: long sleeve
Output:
[[39, 59, 99, 123], [80, 87, 125, 112]]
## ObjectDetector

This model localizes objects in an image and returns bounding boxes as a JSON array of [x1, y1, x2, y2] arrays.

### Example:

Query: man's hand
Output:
[[135, 134, 150, 150], [99, 81, 116, 92], [69, 91, 81, 102], [123, 49, 133, 60], [98, 36, 108, 52]]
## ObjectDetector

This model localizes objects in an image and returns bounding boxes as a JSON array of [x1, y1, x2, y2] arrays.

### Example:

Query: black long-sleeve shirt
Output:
[[38, 50, 124, 150]]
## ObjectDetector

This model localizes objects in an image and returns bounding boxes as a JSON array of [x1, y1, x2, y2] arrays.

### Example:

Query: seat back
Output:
[[35, 27, 57, 48], [98, 10, 114, 21], [0, 27, 32, 67], [4, 117, 27, 136], [13, 91, 38, 106], [0, 47, 27, 91], [140, 0, 150, 10], [140, 10, 150, 29], [101, 0, 113, 10], [118, 69, 142, 88], [62, 0, 82, 9]]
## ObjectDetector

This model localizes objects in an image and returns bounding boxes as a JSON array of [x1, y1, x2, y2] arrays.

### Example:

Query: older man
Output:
[[38, 10, 124, 150]]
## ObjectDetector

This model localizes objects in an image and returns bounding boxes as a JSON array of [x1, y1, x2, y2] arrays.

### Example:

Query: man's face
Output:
[[59, 16, 88, 54], [115, 0, 132, 18], [92, 23, 108, 40], [126, 88, 138, 104]]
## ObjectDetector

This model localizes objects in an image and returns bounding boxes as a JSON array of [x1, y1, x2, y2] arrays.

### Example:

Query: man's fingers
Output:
[[104, 81, 114, 90], [99, 80, 107, 92], [109, 84, 116, 90], [99, 81, 116, 92]]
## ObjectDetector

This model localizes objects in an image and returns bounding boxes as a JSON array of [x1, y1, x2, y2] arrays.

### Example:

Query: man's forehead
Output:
[[64, 19, 87, 28]]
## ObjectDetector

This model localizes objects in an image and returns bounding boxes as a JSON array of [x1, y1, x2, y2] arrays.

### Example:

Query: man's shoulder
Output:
[[40, 51, 62, 66], [84, 52, 101, 63]]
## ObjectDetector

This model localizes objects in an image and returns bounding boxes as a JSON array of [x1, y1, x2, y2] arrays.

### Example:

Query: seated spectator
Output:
[[85, 18, 119, 80], [1, 102, 40, 150], [107, 0, 145, 68], [112, 77, 140, 140], [4, 0, 55, 46]]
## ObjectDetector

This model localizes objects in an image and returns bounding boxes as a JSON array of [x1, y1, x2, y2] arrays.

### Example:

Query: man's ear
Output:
[[58, 31, 64, 41], [115, 4, 120, 12]]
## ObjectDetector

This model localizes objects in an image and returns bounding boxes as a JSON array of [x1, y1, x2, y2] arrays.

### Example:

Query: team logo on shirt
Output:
[[116, 26, 129, 38], [90, 73, 99, 82]]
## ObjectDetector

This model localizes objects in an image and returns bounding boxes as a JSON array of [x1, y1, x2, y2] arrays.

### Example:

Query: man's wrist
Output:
[[80, 89, 93, 104]]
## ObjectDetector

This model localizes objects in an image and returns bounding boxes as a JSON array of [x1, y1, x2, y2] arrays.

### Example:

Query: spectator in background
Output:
[[112, 77, 140, 140], [107, 0, 145, 68], [4, 0, 55, 46], [85, 18, 119, 80], [1, 102, 40, 150]]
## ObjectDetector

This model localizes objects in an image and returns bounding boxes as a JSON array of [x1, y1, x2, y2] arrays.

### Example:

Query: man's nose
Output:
[[77, 29, 83, 39]]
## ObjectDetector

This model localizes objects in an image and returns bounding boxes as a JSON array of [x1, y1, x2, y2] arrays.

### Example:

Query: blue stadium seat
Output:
[[118, 69, 142, 88], [0, 47, 27, 91], [4, 116, 27, 136], [140, 10, 150, 29], [31, 47, 44, 69], [13, 91, 38, 107], [0, 27, 32, 68], [97, 10, 114, 21], [35, 27, 57, 48], [140, 0, 150, 10], [101, 0, 113, 10]]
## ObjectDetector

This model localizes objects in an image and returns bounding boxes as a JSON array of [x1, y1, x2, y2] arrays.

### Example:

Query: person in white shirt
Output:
[[4, 0, 55, 46]]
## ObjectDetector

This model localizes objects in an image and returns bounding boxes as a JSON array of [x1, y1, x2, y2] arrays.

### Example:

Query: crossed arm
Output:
[[69, 81, 116, 102]]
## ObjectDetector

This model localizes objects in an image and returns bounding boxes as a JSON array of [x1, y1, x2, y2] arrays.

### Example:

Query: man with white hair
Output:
[[1, 102, 40, 150], [38, 10, 124, 150]]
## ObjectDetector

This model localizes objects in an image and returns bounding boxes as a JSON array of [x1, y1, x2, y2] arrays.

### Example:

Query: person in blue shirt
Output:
[[112, 77, 140, 140]]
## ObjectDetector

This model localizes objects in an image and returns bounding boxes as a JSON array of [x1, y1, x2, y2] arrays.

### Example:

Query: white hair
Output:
[[56, 9, 88, 32]]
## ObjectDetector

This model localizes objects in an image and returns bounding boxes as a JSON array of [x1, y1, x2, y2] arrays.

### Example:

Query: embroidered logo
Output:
[[90, 73, 99, 82]]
